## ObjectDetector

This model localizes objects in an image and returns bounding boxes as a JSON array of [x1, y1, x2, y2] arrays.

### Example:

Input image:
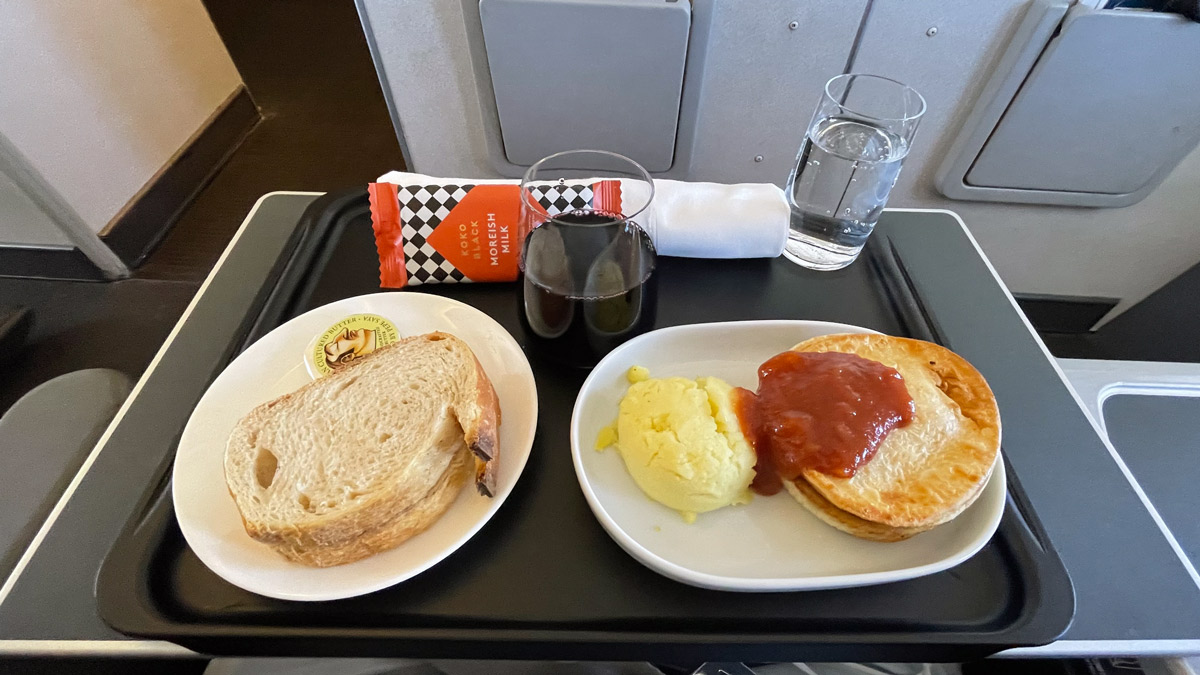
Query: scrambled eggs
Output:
[[596, 366, 755, 522]]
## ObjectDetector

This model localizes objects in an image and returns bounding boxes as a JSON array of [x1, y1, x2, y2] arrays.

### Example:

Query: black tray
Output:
[[97, 189, 1074, 662]]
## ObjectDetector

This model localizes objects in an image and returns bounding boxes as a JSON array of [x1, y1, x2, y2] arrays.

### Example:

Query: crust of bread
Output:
[[790, 334, 1001, 529], [467, 354, 501, 496]]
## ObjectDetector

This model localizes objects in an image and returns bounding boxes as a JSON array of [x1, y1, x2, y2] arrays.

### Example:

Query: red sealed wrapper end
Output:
[[367, 182, 409, 288]]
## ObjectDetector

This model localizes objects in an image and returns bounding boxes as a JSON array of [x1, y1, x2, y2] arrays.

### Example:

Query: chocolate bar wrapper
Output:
[[367, 179, 621, 288]]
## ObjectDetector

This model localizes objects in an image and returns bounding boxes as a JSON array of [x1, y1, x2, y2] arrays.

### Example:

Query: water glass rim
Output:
[[521, 149, 655, 224], [824, 73, 927, 123]]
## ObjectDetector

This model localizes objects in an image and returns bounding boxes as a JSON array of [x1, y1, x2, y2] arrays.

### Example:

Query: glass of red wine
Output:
[[518, 150, 657, 368]]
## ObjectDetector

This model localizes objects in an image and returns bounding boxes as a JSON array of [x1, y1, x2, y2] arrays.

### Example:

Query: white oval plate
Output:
[[174, 293, 538, 601], [570, 320, 1005, 592]]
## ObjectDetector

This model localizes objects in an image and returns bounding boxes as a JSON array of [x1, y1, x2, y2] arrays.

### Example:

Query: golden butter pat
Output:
[[599, 368, 756, 522]]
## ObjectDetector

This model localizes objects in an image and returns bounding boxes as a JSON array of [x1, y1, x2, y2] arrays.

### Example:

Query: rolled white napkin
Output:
[[375, 171, 788, 258], [641, 179, 788, 259]]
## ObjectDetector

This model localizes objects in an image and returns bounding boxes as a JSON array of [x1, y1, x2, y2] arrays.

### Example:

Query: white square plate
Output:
[[570, 320, 1005, 592]]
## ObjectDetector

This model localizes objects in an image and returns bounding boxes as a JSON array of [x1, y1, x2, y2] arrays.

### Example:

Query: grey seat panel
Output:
[[0, 368, 132, 577]]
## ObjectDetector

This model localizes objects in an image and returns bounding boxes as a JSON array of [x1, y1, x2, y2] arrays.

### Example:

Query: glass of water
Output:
[[784, 74, 925, 270]]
